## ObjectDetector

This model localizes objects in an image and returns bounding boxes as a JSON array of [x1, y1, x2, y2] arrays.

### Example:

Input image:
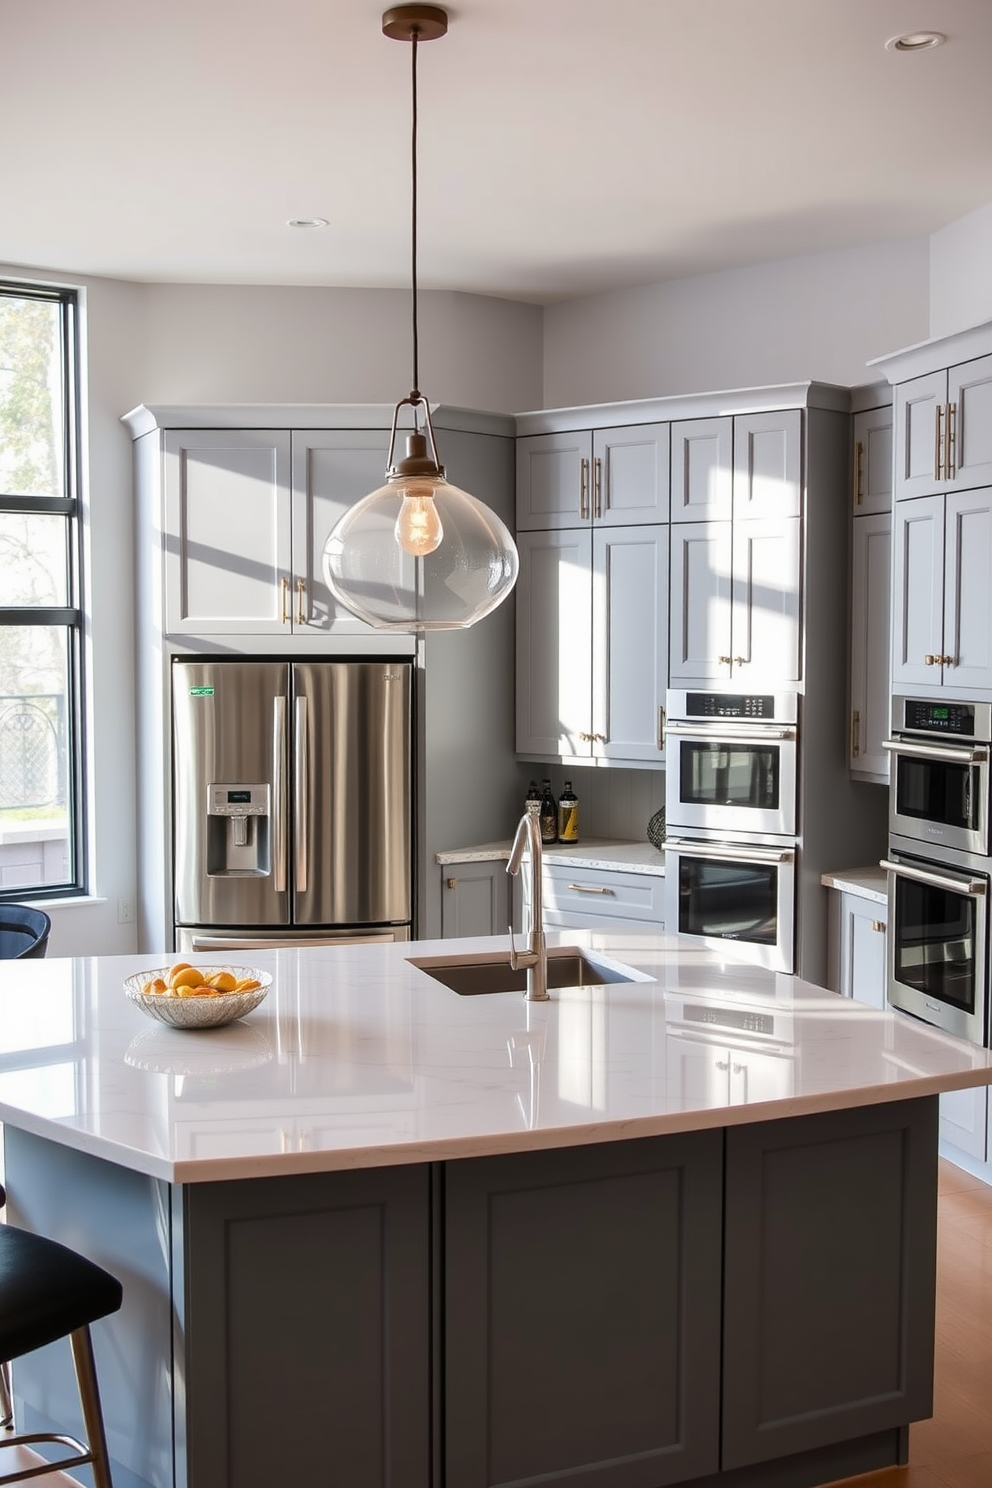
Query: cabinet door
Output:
[[669, 520, 733, 683], [163, 429, 292, 636], [593, 423, 669, 526], [670, 417, 733, 521], [850, 513, 891, 780], [948, 354, 992, 492], [733, 409, 802, 520], [894, 370, 947, 500], [943, 487, 992, 690], [291, 431, 390, 635], [516, 430, 592, 530], [841, 894, 888, 1008], [940, 1084, 988, 1162], [444, 1134, 723, 1488], [730, 516, 801, 683], [853, 406, 894, 516], [891, 494, 944, 688], [440, 861, 510, 939], [515, 528, 593, 757], [591, 525, 668, 762]]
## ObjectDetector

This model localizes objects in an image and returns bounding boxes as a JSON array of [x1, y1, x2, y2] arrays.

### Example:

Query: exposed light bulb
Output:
[[394, 485, 444, 556]]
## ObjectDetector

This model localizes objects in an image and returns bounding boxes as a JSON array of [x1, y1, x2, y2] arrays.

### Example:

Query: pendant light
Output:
[[322, 4, 519, 631]]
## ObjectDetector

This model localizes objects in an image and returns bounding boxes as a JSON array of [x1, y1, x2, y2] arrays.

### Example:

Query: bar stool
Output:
[[0, 1197, 122, 1488]]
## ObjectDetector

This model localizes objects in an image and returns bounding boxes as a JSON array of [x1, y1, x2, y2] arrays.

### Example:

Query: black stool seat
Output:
[[0, 1225, 122, 1362], [0, 906, 51, 961]]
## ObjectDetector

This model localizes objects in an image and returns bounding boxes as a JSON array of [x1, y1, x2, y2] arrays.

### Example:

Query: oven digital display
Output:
[[904, 699, 975, 736], [685, 692, 775, 719]]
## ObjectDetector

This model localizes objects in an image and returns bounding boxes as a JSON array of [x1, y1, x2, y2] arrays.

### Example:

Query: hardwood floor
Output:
[[824, 1158, 992, 1488], [10, 1157, 992, 1488]]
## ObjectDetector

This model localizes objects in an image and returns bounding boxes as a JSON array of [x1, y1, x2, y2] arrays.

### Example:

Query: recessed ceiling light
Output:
[[885, 31, 946, 52], [287, 217, 329, 228]]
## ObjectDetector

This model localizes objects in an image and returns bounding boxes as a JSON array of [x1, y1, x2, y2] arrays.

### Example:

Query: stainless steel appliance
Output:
[[172, 659, 412, 951], [882, 698, 991, 859], [663, 834, 797, 973], [664, 689, 800, 973], [665, 689, 798, 839], [881, 843, 988, 1044]]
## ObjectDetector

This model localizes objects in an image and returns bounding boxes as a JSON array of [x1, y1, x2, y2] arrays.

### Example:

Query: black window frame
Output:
[[0, 280, 88, 902]]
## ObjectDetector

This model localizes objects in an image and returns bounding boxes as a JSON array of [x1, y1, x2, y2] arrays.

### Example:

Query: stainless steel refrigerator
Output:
[[172, 659, 412, 953]]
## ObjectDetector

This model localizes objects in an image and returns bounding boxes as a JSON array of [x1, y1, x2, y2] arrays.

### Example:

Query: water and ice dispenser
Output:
[[205, 784, 272, 876]]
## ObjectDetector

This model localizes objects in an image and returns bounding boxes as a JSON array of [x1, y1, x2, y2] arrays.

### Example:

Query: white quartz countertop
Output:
[[436, 838, 665, 875], [2, 931, 989, 1185], [820, 866, 888, 905]]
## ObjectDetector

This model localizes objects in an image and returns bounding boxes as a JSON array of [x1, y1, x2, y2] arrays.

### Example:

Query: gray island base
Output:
[[3, 932, 986, 1488]]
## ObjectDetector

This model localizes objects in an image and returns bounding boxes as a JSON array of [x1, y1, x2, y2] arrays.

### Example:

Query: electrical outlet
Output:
[[118, 896, 134, 925]]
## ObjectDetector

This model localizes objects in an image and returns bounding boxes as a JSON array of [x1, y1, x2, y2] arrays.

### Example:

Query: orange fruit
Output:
[[205, 971, 237, 992], [170, 967, 204, 990]]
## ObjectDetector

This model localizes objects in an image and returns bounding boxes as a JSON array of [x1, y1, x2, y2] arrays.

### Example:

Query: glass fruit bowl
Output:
[[123, 965, 272, 1030]]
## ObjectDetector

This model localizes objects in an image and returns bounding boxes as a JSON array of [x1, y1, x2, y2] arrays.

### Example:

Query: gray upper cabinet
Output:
[[516, 423, 669, 531], [671, 417, 733, 520], [894, 355, 992, 501], [850, 401, 892, 781], [162, 427, 389, 638], [853, 404, 894, 516]]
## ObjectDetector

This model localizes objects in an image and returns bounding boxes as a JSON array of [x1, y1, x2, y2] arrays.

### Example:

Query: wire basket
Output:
[[647, 807, 666, 850]]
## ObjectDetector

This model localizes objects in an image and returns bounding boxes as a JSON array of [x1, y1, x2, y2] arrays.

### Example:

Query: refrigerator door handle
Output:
[[273, 695, 288, 894], [294, 694, 309, 894]]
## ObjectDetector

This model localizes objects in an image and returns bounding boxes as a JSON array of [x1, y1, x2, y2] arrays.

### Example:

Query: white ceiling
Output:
[[3, 0, 991, 303]]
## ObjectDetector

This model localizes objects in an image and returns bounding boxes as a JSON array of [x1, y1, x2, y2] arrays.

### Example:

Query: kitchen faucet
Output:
[[506, 810, 549, 1001]]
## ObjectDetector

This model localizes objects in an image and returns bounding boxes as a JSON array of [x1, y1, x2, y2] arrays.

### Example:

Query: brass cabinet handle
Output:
[[946, 401, 957, 480], [578, 730, 592, 742], [446, 877, 457, 890], [566, 883, 615, 895], [657, 706, 665, 751], [580, 458, 589, 521], [871, 919, 885, 933], [854, 439, 864, 506], [296, 577, 306, 625], [924, 654, 938, 666], [732, 656, 746, 666], [717, 655, 732, 665], [851, 710, 860, 758], [940, 653, 954, 666], [281, 576, 289, 625], [593, 456, 602, 520], [592, 732, 607, 742], [935, 404, 944, 482]]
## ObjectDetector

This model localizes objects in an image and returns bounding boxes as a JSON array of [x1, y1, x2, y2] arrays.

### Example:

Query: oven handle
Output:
[[665, 837, 794, 865], [881, 738, 989, 764], [880, 858, 988, 897], [665, 722, 797, 741]]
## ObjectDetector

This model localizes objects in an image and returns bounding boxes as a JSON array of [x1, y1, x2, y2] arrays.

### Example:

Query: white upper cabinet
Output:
[[516, 423, 668, 530], [891, 488, 992, 692], [669, 410, 802, 685], [894, 354, 992, 500], [164, 430, 293, 636]]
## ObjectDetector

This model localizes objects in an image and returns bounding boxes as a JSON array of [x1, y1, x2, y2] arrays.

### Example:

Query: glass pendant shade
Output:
[[322, 427, 519, 631]]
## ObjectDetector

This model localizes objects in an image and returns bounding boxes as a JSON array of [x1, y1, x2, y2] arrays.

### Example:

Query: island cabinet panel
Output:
[[721, 1097, 938, 1471], [183, 1165, 431, 1488], [443, 1131, 724, 1488]]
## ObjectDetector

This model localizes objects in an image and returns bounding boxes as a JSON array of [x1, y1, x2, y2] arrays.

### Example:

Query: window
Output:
[[0, 283, 86, 899]]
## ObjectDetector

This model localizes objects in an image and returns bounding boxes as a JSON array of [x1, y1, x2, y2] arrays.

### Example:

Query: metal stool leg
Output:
[[0, 1362, 11, 1431], [69, 1327, 115, 1488]]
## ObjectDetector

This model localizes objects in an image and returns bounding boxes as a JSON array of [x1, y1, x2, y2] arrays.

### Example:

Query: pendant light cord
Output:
[[410, 28, 421, 402]]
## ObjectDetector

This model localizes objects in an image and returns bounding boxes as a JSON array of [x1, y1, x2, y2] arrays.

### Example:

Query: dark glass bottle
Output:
[[557, 780, 579, 843], [539, 778, 558, 844], [525, 779, 541, 817]]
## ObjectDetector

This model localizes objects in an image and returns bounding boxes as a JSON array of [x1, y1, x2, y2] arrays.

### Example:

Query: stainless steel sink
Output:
[[408, 946, 644, 996]]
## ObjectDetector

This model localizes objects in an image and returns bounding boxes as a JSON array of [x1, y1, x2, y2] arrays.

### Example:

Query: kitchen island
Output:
[[4, 930, 992, 1488]]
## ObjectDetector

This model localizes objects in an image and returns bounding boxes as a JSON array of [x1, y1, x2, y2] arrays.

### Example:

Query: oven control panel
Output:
[[900, 699, 979, 738], [684, 692, 776, 719]]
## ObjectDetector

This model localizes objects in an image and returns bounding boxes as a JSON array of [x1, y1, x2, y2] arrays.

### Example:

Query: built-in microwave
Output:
[[665, 690, 799, 840], [883, 698, 991, 860]]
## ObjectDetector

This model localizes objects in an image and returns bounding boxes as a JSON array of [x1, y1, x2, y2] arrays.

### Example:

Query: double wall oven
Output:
[[664, 690, 799, 973], [882, 698, 992, 1044]]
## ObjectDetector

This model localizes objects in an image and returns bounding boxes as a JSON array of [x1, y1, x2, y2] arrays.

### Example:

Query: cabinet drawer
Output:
[[523, 864, 665, 923], [542, 908, 665, 934]]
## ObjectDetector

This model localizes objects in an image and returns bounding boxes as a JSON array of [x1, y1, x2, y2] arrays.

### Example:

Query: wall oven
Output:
[[664, 834, 796, 973], [883, 698, 991, 859], [665, 689, 798, 839], [881, 842, 988, 1045]]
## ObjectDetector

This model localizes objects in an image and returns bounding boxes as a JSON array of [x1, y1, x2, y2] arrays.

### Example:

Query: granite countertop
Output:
[[436, 837, 665, 875], [820, 866, 888, 905], [2, 931, 988, 1185]]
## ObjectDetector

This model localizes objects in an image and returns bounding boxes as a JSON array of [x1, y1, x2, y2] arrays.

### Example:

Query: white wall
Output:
[[541, 237, 931, 409], [930, 202, 992, 339]]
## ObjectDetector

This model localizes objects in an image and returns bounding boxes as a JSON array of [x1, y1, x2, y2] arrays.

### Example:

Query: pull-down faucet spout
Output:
[[506, 810, 549, 1001]]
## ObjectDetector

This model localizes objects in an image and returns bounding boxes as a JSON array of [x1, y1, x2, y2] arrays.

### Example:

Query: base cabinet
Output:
[[826, 889, 888, 1008], [9, 1101, 940, 1488], [440, 860, 513, 938]]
